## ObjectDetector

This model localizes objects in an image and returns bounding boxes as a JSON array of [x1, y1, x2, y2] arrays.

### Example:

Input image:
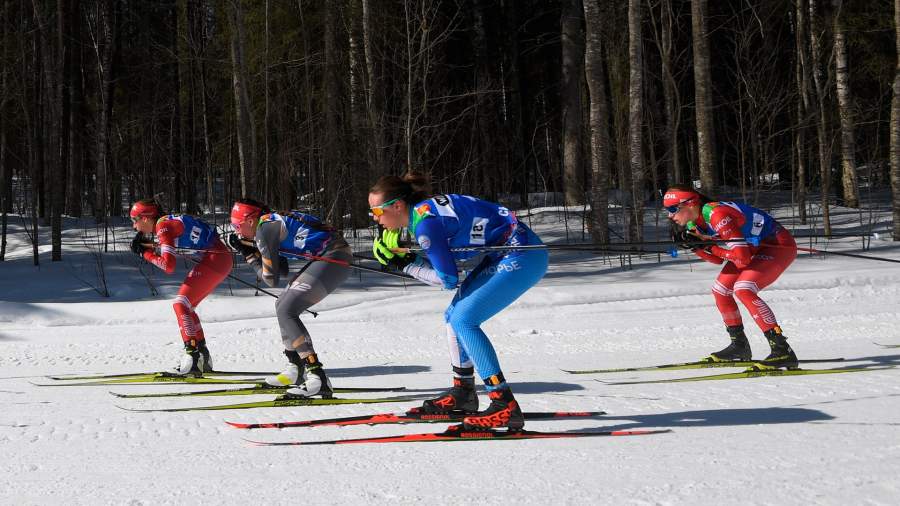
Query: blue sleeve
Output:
[[415, 217, 459, 289]]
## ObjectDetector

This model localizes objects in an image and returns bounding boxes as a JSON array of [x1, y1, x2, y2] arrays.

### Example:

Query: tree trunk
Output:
[[583, 0, 611, 244], [691, 0, 716, 191], [229, 0, 256, 198], [67, 0, 83, 218], [891, 0, 900, 240], [323, 2, 345, 224], [628, 0, 644, 243], [832, 0, 860, 208], [659, 0, 681, 186], [795, 0, 811, 224], [94, 0, 116, 223], [561, 0, 585, 205], [361, 0, 385, 177], [809, 0, 832, 235], [51, 0, 69, 261]]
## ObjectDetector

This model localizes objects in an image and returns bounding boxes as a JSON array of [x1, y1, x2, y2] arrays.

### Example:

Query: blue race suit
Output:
[[407, 194, 548, 390]]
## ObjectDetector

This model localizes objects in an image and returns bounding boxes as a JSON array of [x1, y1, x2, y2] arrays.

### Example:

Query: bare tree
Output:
[[891, 0, 900, 240], [794, 0, 812, 223], [228, 0, 256, 198], [809, 0, 832, 235], [628, 0, 644, 242], [691, 0, 716, 191], [583, 0, 611, 244], [561, 0, 584, 205], [832, 0, 860, 208]]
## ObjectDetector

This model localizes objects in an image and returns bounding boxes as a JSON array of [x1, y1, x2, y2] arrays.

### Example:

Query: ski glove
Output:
[[228, 233, 258, 258], [130, 233, 148, 256], [671, 228, 699, 250], [373, 228, 415, 270]]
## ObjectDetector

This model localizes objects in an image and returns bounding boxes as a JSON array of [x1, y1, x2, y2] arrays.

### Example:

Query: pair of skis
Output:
[[563, 357, 895, 385], [226, 410, 669, 445]]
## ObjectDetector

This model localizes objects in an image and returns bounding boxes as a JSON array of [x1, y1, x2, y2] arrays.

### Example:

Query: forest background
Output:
[[0, 0, 898, 264]]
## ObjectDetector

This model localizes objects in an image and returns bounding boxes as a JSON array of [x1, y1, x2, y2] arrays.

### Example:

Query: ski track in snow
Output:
[[2, 213, 900, 504]]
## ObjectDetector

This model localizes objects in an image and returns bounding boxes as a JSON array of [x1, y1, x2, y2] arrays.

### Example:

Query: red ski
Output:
[[226, 410, 606, 430], [245, 424, 671, 445]]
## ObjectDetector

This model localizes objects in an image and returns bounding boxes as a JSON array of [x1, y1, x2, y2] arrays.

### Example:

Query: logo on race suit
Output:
[[190, 226, 202, 244], [484, 260, 521, 275], [417, 235, 432, 249], [713, 215, 732, 232], [751, 213, 765, 236], [294, 228, 309, 249], [469, 217, 488, 245], [431, 195, 457, 219], [415, 203, 432, 217], [497, 207, 510, 217], [751, 253, 774, 261]]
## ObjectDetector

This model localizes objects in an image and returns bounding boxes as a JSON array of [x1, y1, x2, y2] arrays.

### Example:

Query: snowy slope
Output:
[[1, 207, 899, 505]]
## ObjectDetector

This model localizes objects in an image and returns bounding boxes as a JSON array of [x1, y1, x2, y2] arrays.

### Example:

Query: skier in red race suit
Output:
[[129, 198, 232, 375], [663, 184, 799, 369]]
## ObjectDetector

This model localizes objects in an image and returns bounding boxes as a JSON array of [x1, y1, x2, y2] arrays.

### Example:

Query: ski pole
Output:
[[139, 241, 318, 317], [277, 249, 416, 280]]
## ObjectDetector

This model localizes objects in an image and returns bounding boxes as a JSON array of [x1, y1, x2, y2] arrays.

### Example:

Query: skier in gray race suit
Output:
[[229, 198, 352, 398]]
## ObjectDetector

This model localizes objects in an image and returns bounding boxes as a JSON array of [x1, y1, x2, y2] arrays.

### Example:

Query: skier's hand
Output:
[[130, 232, 149, 256], [228, 233, 257, 258], [373, 227, 404, 265], [672, 227, 700, 250]]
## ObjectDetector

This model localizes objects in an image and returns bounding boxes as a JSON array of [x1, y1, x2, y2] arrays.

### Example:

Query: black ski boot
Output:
[[462, 387, 525, 431], [408, 376, 478, 415], [705, 325, 752, 362], [176, 340, 211, 377], [754, 326, 798, 370]]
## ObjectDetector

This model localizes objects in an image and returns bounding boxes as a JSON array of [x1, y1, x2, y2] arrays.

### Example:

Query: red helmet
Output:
[[230, 201, 263, 227], [663, 189, 700, 211], [130, 200, 160, 219]]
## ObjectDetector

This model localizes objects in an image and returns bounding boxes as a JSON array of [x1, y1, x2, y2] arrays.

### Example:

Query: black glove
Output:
[[387, 251, 416, 270], [671, 227, 699, 250], [228, 233, 258, 257], [131, 233, 147, 256]]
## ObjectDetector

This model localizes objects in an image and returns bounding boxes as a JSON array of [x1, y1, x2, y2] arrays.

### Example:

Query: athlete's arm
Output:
[[144, 219, 182, 274], [414, 218, 459, 289], [706, 208, 752, 268], [251, 221, 284, 287]]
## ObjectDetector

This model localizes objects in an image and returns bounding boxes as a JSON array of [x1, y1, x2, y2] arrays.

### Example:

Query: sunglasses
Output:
[[665, 205, 680, 215], [369, 197, 400, 217], [130, 216, 141, 223]]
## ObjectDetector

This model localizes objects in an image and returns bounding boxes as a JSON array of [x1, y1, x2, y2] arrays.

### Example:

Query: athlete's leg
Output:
[[732, 230, 797, 332], [447, 248, 548, 390], [712, 264, 742, 327]]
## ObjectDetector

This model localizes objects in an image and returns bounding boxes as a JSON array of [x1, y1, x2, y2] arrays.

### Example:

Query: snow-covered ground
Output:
[[2, 202, 899, 505]]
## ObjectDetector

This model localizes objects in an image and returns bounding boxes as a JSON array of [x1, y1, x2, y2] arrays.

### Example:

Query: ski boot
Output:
[[265, 350, 303, 387], [703, 325, 752, 362], [407, 375, 478, 415], [176, 340, 212, 377], [285, 354, 333, 398], [462, 387, 525, 431], [752, 326, 798, 370]]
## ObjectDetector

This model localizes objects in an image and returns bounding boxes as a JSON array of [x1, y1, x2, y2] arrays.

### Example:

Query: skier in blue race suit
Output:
[[367, 172, 548, 431]]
